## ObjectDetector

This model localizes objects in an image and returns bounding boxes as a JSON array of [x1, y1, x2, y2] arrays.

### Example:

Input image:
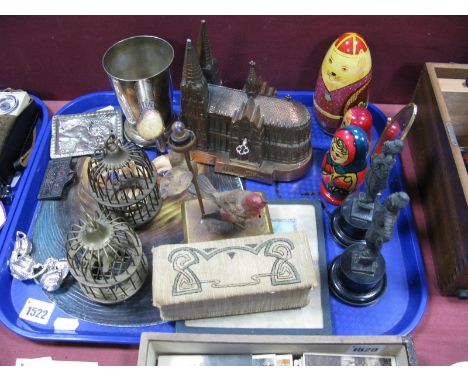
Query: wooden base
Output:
[[181, 197, 273, 243], [191, 149, 313, 184]]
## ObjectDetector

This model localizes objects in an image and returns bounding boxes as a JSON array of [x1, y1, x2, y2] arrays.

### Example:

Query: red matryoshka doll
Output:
[[314, 32, 372, 135], [321, 126, 369, 205], [342, 106, 373, 150]]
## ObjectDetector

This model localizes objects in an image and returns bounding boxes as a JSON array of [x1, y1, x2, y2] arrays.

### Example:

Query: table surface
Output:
[[0, 101, 467, 366]]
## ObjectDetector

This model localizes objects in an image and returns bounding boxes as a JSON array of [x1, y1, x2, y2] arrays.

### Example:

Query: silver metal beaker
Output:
[[102, 35, 175, 148]]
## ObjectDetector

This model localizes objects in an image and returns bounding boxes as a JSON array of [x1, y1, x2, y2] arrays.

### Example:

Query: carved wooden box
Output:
[[152, 232, 317, 321]]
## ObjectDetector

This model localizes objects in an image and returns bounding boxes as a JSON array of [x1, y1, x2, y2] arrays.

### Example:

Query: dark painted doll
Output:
[[321, 126, 369, 205]]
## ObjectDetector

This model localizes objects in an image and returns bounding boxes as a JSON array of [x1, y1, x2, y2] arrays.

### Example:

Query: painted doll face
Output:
[[322, 48, 371, 92], [330, 136, 349, 164], [321, 33, 372, 92]]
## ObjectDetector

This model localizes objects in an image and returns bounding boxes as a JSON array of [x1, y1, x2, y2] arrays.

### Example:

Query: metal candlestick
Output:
[[168, 121, 206, 217]]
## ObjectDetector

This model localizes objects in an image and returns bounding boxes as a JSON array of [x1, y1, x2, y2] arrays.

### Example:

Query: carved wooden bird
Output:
[[197, 175, 266, 229]]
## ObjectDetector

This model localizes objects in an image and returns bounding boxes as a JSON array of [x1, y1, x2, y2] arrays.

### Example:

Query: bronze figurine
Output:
[[331, 139, 404, 246], [329, 192, 410, 306]]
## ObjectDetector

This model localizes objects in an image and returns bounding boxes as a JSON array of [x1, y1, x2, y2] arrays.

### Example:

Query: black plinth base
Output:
[[330, 207, 367, 247], [328, 254, 387, 307], [330, 193, 375, 247]]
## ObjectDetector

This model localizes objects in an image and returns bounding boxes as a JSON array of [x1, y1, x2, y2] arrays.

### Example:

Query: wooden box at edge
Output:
[[137, 333, 417, 366], [409, 62, 468, 296]]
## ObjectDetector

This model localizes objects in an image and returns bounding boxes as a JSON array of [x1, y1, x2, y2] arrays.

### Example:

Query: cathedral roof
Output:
[[207, 84, 310, 128]]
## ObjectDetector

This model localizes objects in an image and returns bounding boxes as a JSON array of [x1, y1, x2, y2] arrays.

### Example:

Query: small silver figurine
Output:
[[38, 258, 70, 292], [9, 231, 37, 281], [9, 231, 69, 291]]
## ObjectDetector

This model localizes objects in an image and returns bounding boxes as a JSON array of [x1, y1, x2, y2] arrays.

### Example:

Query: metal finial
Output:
[[168, 121, 205, 217], [168, 121, 196, 152]]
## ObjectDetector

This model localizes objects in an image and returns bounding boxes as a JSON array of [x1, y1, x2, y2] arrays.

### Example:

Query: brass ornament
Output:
[[66, 212, 147, 304], [87, 134, 162, 228]]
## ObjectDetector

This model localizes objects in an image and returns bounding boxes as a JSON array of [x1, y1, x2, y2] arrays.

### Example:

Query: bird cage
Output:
[[66, 212, 148, 304], [88, 134, 162, 228]]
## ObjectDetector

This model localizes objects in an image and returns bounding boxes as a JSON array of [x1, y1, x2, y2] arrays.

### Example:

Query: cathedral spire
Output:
[[181, 38, 206, 87], [196, 20, 221, 85], [244, 61, 259, 97], [243, 60, 276, 97]]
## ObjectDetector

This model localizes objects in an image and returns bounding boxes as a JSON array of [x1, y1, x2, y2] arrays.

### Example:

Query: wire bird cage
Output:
[[88, 134, 162, 228], [66, 212, 148, 304]]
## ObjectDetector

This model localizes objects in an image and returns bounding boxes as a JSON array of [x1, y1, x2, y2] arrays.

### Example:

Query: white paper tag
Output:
[[19, 298, 55, 325], [347, 345, 386, 354], [53, 317, 79, 331]]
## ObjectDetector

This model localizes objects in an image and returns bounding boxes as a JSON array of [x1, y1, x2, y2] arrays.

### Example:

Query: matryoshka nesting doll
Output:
[[314, 32, 372, 135], [320, 126, 369, 205], [342, 106, 373, 151]]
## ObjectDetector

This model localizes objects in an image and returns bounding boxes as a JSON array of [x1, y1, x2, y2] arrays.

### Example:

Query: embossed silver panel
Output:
[[50, 109, 123, 159]]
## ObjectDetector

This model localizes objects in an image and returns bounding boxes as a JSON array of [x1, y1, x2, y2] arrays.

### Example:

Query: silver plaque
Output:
[[50, 109, 123, 159]]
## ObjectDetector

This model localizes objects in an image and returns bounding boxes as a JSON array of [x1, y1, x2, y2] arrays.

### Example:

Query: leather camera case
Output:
[[0, 98, 40, 186]]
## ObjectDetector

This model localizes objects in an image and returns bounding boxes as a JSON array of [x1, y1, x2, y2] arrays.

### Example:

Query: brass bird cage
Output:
[[88, 135, 162, 228], [66, 212, 148, 304]]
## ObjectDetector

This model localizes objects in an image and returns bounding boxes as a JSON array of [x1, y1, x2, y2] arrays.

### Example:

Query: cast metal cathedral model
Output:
[[180, 20, 312, 183]]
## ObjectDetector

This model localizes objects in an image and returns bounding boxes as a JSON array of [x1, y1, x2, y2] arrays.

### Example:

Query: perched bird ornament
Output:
[[159, 166, 193, 199], [197, 175, 266, 229]]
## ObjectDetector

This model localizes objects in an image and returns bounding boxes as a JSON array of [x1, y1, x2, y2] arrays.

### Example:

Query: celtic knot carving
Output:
[[168, 238, 301, 296], [169, 248, 202, 296]]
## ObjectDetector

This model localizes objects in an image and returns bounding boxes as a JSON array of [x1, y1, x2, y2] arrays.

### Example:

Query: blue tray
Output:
[[0, 91, 428, 343]]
